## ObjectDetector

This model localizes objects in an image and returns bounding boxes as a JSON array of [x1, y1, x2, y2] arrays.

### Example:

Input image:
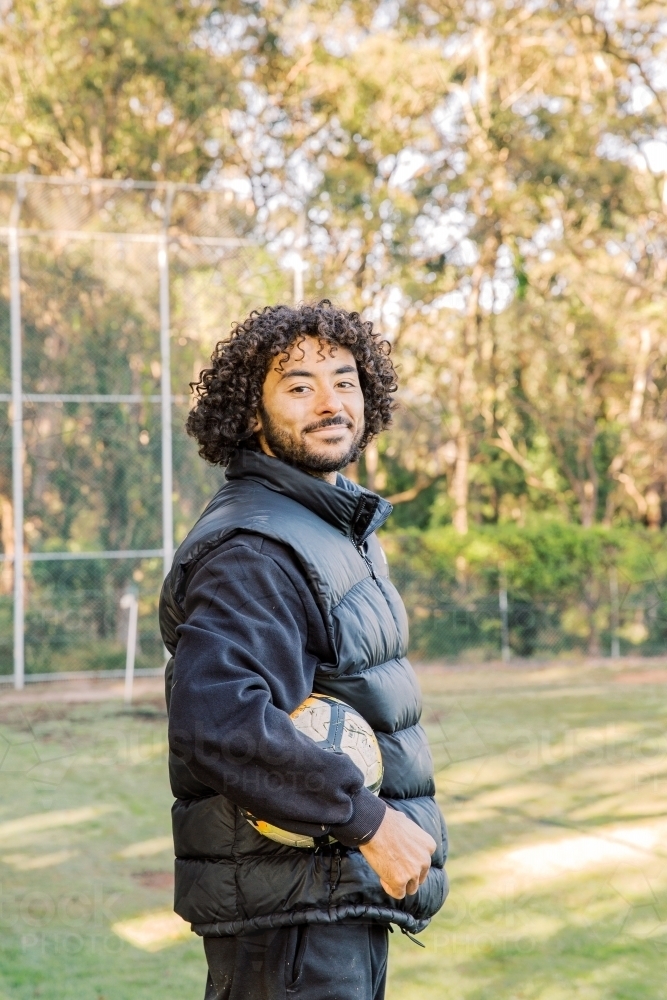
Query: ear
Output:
[[249, 411, 262, 434]]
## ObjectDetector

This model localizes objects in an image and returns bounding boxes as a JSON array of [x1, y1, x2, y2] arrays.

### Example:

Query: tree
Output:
[[279, 0, 667, 531], [3, 0, 667, 537], [0, 0, 255, 180]]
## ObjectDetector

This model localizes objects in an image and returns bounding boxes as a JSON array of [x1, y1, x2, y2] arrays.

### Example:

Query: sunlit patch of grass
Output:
[[387, 661, 667, 999], [0, 805, 118, 844], [1, 850, 78, 871], [112, 909, 191, 952], [115, 835, 173, 859], [0, 702, 204, 1000]]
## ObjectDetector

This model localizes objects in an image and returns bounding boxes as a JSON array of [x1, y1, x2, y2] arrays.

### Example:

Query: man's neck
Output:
[[306, 469, 338, 485]]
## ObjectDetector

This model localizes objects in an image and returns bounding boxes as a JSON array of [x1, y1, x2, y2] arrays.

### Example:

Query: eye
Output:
[[290, 384, 312, 394], [337, 380, 355, 388]]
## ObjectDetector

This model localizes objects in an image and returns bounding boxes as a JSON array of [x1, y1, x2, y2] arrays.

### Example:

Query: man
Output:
[[160, 301, 448, 1000]]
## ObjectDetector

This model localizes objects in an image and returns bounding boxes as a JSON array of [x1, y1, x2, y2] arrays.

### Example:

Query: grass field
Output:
[[0, 660, 666, 1000]]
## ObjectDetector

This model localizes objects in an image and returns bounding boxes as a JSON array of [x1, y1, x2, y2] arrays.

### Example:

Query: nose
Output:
[[313, 383, 344, 416]]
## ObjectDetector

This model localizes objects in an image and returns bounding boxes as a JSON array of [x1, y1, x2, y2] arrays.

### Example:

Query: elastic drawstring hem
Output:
[[401, 928, 426, 948]]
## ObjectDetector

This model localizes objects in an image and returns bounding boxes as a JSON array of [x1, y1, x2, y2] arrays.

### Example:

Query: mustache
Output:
[[302, 416, 353, 433]]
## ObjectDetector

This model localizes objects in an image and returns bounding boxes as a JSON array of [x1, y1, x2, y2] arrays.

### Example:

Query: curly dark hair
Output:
[[186, 300, 398, 466]]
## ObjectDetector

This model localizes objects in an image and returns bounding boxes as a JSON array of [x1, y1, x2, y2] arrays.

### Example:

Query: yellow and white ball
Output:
[[245, 693, 383, 849]]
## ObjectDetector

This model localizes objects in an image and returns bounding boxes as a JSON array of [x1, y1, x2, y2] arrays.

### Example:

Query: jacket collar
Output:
[[225, 449, 392, 545]]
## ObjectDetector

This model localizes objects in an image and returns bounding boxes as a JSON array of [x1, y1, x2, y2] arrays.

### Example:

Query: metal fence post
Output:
[[499, 575, 510, 664], [159, 185, 174, 585], [9, 180, 25, 690]]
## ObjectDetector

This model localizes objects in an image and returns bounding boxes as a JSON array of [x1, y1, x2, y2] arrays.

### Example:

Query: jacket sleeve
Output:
[[167, 537, 386, 847]]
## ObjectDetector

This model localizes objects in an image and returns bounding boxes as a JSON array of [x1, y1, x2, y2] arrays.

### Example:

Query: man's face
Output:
[[253, 336, 365, 479]]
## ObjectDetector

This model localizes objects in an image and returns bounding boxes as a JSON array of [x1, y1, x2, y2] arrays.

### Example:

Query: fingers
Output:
[[381, 866, 431, 900], [381, 878, 406, 899], [361, 809, 436, 901], [406, 865, 430, 895], [419, 832, 437, 856]]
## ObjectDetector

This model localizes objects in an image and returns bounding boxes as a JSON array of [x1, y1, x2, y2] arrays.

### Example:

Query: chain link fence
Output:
[[0, 175, 289, 683], [390, 564, 667, 662]]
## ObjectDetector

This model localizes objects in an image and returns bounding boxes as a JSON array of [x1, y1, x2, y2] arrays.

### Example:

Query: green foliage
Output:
[[0, 0, 250, 180], [383, 520, 667, 660]]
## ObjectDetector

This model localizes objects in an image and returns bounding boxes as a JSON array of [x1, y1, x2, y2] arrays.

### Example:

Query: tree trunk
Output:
[[628, 328, 652, 424], [580, 480, 597, 528], [646, 489, 661, 529], [587, 620, 601, 657], [584, 579, 601, 656], [364, 440, 378, 492], [451, 431, 469, 535]]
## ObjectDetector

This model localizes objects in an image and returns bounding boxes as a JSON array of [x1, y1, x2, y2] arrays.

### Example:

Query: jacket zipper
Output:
[[328, 847, 342, 905], [352, 494, 382, 585], [355, 541, 378, 582]]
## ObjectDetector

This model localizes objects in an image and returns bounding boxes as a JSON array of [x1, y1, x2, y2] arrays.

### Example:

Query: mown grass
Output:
[[391, 661, 667, 999], [0, 660, 666, 1000]]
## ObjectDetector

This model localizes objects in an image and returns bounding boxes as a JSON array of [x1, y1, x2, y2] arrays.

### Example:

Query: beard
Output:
[[257, 408, 364, 475]]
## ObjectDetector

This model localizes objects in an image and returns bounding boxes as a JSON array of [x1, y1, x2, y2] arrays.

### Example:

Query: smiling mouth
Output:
[[306, 426, 350, 435], [303, 419, 353, 438]]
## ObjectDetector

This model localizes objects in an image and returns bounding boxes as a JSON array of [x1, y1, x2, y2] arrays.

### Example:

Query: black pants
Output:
[[203, 922, 389, 1000]]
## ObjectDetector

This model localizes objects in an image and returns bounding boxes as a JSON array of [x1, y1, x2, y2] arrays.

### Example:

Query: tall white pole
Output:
[[159, 185, 174, 584], [9, 182, 24, 690]]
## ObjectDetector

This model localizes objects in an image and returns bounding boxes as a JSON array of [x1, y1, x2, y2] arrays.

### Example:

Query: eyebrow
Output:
[[278, 365, 357, 381]]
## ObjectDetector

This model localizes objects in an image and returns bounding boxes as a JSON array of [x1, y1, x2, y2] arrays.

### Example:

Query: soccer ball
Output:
[[245, 693, 383, 849]]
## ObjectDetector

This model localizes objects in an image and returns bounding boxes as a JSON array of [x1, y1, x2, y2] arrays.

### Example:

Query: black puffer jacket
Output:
[[160, 450, 448, 936]]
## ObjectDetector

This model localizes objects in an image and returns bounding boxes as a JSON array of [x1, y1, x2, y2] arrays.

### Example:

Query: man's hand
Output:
[[359, 807, 436, 899]]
